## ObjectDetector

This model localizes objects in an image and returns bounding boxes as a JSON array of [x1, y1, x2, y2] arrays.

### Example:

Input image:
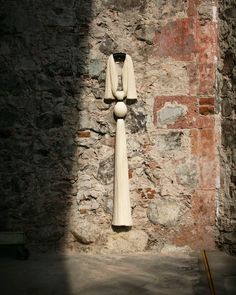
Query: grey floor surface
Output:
[[0, 250, 235, 295]]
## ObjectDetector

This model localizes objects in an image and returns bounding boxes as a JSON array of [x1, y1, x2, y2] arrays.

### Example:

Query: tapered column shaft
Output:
[[112, 118, 132, 226]]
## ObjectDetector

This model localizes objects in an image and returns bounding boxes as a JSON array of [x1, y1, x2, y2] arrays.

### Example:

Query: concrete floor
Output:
[[0, 250, 235, 295]]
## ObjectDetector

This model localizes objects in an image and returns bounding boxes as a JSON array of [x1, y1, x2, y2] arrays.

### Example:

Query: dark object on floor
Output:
[[0, 232, 30, 260]]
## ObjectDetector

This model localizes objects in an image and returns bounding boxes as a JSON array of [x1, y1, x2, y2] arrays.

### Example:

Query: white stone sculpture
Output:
[[105, 53, 137, 226]]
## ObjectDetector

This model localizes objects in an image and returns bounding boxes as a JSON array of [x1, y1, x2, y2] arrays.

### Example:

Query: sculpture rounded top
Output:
[[114, 102, 127, 118], [115, 90, 125, 100]]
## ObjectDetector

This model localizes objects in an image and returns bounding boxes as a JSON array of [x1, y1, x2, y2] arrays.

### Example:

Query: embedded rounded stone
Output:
[[115, 90, 125, 100], [71, 220, 101, 244], [104, 230, 148, 254], [114, 102, 127, 118], [147, 198, 185, 226]]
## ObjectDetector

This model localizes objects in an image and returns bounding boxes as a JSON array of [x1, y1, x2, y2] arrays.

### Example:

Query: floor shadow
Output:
[[0, 252, 211, 295]]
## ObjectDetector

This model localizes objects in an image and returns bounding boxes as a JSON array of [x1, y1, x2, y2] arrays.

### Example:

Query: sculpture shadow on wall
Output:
[[112, 225, 132, 233]]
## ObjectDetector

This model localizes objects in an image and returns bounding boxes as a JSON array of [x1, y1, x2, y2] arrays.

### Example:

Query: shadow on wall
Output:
[[218, 0, 236, 255], [0, 0, 93, 256]]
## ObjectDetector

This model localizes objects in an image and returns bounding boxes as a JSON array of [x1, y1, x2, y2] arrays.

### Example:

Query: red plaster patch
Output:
[[153, 5, 217, 96], [194, 115, 215, 129], [187, 62, 199, 96], [153, 96, 197, 128], [153, 96, 215, 129], [190, 129, 215, 159], [187, 0, 200, 17], [171, 190, 216, 250], [78, 131, 91, 138], [196, 22, 217, 96], [154, 18, 196, 61], [192, 190, 216, 226], [190, 128, 216, 189], [199, 97, 215, 105], [199, 105, 215, 115], [150, 1, 218, 250], [199, 159, 217, 189], [128, 169, 133, 179], [171, 224, 216, 250]]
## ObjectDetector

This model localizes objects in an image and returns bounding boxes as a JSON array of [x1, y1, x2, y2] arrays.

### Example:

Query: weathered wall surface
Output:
[[217, 0, 236, 255], [0, 0, 220, 253], [0, 0, 94, 251]]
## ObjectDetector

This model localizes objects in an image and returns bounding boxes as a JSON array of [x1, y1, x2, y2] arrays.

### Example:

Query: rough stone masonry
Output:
[[217, 0, 236, 255], [0, 0, 230, 254]]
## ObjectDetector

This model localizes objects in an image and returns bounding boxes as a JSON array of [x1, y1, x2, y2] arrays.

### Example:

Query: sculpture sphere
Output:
[[114, 102, 127, 118]]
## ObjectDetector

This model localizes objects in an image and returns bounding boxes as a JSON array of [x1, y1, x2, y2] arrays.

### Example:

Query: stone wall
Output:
[[0, 0, 220, 253], [217, 0, 236, 255]]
